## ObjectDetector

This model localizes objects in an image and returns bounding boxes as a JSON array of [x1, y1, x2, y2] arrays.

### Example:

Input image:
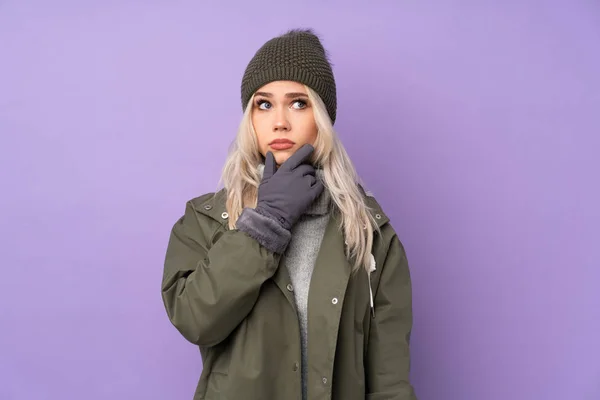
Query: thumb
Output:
[[263, 152, 276, 179]]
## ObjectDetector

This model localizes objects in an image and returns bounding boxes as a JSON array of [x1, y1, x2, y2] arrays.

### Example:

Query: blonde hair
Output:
[[220, 86, 378, 272]]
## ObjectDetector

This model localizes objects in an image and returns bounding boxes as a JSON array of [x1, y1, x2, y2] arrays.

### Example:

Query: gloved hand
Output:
[[255, 144, 325, 231]]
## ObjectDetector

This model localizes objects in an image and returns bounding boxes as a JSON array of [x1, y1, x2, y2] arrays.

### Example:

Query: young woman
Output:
[[162, 29, 417, 400]]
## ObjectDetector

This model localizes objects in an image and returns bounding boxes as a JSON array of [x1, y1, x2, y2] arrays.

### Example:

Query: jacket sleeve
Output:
[[161, 201, 281, 347], [365, 234, 418, 400]]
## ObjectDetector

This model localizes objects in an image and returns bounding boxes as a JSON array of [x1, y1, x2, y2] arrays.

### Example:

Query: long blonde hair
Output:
[[220, 85, 378, 272]]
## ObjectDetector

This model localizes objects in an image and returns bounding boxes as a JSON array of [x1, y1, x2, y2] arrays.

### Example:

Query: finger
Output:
[[304, 174, 317, 187], [280, 143, 314, 171], [263, 152, 277, 179], [293, 164, 316, 177], [310, 180, 325, 197]]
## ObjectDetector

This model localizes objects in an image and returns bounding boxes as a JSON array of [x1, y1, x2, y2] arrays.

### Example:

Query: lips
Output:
[[269, 139, 295, 145], [269, 138, 295, 150]]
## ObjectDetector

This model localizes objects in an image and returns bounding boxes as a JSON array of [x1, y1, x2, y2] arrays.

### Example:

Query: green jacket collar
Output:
[[194, 186, 390, 229]]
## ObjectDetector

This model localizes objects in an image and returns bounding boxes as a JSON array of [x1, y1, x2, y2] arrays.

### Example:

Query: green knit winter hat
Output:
[[241, 28, 337, 124]]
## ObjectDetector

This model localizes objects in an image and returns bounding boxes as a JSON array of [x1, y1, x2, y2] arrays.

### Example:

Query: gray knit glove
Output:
[[255, 144, 324, 230], [236, 144, 324, 253]]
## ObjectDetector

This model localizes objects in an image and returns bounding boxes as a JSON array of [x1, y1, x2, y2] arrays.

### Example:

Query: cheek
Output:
[[309, 121, 318, 142], [293, 114, 318, 144], [252, 115, 269, 153], [304, 119, 318, 144]]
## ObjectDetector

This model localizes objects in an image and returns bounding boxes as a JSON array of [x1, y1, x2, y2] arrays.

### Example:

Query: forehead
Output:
[[256, 80, 306, 94]]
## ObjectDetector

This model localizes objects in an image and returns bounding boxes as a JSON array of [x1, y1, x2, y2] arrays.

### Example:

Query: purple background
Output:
[[1, 1, 599, 399]]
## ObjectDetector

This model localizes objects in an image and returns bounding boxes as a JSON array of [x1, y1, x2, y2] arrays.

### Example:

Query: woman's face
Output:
[[251, 80, 318, 166]]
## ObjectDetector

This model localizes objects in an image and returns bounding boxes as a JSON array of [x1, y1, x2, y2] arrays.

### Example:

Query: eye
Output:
[[291, 99, 307, 109], [256, 99, 271, 110]]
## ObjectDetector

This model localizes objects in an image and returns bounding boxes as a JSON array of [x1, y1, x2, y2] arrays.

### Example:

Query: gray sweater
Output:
[[285, 187, 331, 400]]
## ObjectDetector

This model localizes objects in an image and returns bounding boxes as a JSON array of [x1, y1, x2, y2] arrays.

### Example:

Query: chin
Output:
[[274, 152, 291, 166]]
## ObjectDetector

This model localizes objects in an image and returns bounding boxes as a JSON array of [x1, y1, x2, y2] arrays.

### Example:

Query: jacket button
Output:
[[293, 362, 299, 371], [375, 213, 382, 220], [204, 205, 212, 210], [331, 297, 338, 305], [322, 377, 328, 384], [221, 212, 229, 219], [286, 284, 294, 292]]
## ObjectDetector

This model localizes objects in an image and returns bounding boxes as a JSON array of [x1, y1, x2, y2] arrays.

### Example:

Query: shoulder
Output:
[[171, 189, 229, 241], [358, 185, 407, 257], [185, 188, 229, 225], [358, 185, 391, 230], [187, 189, 225, 210], [166, 188, 230, 249]]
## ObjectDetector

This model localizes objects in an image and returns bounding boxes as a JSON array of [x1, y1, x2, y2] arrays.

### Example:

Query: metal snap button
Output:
[[221, 212, 229, 219], [286, 284, 294, 292], [204, 205, 212, 210], [331, 297, 338, 305], [322, 377, 328, 384], [375, 214, 382, 220], [293, 362, 299, 371]]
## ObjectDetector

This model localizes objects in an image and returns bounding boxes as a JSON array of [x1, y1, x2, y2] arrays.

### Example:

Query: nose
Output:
[[273, 108, 291, 132]]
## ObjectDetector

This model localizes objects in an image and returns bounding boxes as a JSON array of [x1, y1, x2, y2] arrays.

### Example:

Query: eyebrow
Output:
[[254, 91, 308, 98]]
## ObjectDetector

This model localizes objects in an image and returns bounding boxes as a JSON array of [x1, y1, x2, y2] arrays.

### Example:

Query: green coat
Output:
[[161, 188, 417, 400]]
